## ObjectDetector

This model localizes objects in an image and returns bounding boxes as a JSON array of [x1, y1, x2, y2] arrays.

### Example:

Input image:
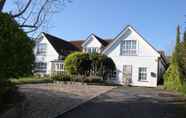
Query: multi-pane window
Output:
[[35, 62, 47, 72], [86, 47, 98, 53], [55, 63, 64, 71], [37, 43, 47, 55], [121, 40, 137, 56], [138, 67, 147, 81]]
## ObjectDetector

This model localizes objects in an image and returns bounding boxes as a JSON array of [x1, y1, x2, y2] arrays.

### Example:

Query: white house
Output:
[[34, 25, 167, 87]]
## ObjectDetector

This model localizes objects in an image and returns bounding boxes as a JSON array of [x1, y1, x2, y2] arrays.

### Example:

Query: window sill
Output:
[[138, 80, 148, 82], [120, 54, 138, 56]]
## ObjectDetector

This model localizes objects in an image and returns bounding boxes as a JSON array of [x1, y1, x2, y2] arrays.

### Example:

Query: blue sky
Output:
[[4, 0, 186, 55]]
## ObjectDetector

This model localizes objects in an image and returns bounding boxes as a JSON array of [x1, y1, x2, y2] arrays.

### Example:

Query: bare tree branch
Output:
[[1, 0, 71, 34], [0, 0, 6, 12], [11, 0, 32, 18]]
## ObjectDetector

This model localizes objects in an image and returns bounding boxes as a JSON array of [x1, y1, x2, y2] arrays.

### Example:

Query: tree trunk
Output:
[[0, 0, 6, 12]]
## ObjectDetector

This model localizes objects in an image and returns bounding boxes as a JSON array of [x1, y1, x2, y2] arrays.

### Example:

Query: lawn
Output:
[[10, 76, 53, 85]]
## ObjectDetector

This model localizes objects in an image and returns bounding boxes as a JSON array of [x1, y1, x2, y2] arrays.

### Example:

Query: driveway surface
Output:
[[0, 83, 114, 118], [56, 87, 186, 118]]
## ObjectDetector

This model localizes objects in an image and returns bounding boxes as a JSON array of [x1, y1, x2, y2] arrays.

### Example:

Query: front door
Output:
[[123, 65, 132, 85]]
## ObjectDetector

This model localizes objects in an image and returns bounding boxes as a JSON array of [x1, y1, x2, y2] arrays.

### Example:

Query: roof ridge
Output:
[[43, 32, 70, 43]]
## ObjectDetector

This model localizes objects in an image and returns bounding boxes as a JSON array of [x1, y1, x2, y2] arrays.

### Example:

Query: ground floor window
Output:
[[35, 62, 47, 72], [51, 62, 64, 75], [54, 63, 64, 71], [138, 67, 147, 81]]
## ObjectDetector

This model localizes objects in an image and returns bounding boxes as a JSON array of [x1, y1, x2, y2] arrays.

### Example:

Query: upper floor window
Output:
[[138, 67, 147, 81], [37, 43, 47, 55], [120, 40, 137, 56], [86, 47, 98, 53]]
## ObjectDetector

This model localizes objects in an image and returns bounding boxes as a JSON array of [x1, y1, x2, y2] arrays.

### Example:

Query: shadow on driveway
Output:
[[56, 87, 186, 118]]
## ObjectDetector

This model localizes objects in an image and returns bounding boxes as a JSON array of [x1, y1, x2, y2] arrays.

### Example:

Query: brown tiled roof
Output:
[[69, 40, 84, 51], [43, 32, 113, 55]]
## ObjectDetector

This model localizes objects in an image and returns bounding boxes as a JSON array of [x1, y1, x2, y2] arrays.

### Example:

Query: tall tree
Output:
[[180, 31, 186, 77], [0, 13, 34, 79], [164, 25, 184, 91], [183, 31, 186, 44], [172, 25, 181, 64], [0, 0, 71, 33], [176, 25, 181, 44]]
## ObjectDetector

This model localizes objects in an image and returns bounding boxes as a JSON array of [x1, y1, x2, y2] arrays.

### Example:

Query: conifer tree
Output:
[[164, 25, 183, 91]]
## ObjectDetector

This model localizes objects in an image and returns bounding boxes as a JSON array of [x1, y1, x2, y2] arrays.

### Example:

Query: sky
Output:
[[3, 0, 186, 55]]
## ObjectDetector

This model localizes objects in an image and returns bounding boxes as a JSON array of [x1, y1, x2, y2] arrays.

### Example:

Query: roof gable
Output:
[[82, 34, 112, 47], [102, 25, 160, 56], [43, 33, 79, 56]]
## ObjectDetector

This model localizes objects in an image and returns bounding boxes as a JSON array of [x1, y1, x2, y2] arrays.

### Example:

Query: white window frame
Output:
[[37, 43, 47, 55], [86, 47, 98, 53], [138, 67, 147, 81], [54, 63, 64, 72], [35, 62, 47, 72], [121, 40, 137, 56]]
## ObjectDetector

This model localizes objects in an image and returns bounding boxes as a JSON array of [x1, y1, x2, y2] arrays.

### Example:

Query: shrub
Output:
[[89, 53, 116, 78], [84, 76, 104, 83], [64, 52, 116, 82], [64, 52, 82, 75], [51, 73, 72, 81], [164, 64, 183, 91]]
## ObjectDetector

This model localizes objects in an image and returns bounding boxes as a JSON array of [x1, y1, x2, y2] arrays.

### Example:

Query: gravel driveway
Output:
[[56, 87, 186, 118], [0, 82, 114, 118]]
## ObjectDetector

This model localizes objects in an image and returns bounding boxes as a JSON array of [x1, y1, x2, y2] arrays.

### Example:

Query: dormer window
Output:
[[37, 43, 47, 55], [86, 47, 98, 53], [120, 40, 137, 56]]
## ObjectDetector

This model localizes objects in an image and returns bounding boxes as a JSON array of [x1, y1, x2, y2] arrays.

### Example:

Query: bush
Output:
[[64, 52, 91, 75], [64, 52, 83, 75], [164, 64, 183, 91], [65, 52, 116, 81], [51, 73, 72, 81], [84, 76, 104, 83]]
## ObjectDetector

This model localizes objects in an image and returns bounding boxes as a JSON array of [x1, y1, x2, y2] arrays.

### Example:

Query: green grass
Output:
[[10, 77, 53, 85]]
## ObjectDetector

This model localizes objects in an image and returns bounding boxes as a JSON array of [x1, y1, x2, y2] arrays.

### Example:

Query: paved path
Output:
[[0, 83, 114, 118], [56, 87, 186, 118]]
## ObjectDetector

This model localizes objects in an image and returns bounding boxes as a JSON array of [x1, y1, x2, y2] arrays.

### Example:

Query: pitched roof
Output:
[[92, 34, 113, 47], [69, 40, 84, 50], [81, 33, 113, 47], [43, 33, 79, 55]]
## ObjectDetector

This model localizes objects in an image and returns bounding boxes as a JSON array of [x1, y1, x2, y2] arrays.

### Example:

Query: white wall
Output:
[[34, 34, 59, 75], [104, 27, 160, 87], [82, 35, 102, 53]]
